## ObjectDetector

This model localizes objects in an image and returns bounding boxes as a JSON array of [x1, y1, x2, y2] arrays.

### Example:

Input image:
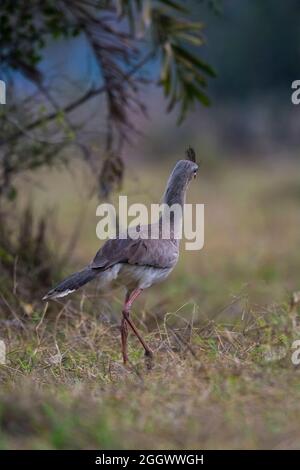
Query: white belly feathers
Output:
[[95, 263, 173, 291]]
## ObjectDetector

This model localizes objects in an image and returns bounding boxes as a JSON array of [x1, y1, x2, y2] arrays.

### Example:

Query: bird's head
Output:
[[185, 146, 198, 179], [172, 147, 199, 184], [163, 148, 198, 206], [172, 159, 198, 185]]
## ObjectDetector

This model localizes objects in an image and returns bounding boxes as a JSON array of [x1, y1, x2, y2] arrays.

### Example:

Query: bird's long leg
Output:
[[123, 310, 153, 358], [120, 316, 129, 364], [120, 292, 131, 364], [122, 288, 153, 360]]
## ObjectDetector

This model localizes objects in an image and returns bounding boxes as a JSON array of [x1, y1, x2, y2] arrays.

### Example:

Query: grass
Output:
[[1, 157, 300, 449]]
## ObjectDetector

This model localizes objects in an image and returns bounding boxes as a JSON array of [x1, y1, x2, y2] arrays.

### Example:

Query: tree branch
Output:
[[0, 51, 154, 148]]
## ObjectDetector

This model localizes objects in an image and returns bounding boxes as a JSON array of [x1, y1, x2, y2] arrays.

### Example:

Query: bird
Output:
[[43, 148, 199, 364]]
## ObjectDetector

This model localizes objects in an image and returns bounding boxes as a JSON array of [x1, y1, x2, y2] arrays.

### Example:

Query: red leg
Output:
[[120, 316, 129, 364], [124, 288, 142, 310], [120, 291, 131, 364], [121, 289, 153, 361]]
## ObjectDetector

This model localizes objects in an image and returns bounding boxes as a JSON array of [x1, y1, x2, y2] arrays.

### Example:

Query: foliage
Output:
[[0, 206, 57, 306], [0, 0, 215, 197]]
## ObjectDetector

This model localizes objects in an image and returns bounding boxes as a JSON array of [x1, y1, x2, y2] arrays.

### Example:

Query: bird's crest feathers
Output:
[[185, 146, 196, 163]]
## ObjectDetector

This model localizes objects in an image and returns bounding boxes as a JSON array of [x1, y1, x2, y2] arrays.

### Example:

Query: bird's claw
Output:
[[144, 349, 154, 370]]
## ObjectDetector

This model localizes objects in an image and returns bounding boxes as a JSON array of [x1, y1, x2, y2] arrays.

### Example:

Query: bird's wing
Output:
[[90, 237, 179, 270]]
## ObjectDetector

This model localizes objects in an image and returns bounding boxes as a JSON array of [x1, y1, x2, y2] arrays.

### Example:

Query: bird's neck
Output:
[[162, 179, 187, 208], [159, 178, 187, 240]]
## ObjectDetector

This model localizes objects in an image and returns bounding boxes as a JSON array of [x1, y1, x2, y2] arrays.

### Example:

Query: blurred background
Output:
[[1, 0, 300, 450], [1, 0, 299, 304]]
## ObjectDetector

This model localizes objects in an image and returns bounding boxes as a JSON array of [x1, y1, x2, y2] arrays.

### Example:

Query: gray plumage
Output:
[[43, 267, 98, 299], [43, 157, 198, 301]]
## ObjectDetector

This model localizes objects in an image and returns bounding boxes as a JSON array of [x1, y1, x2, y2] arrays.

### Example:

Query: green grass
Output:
[[1, 158, 300, 449], [1, 301, 300, 449]]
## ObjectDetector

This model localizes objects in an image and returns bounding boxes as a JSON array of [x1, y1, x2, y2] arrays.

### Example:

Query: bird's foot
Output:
[[144, 349, 153, 358], [144, 349, 154, 370], [122, 357, 129, 367]]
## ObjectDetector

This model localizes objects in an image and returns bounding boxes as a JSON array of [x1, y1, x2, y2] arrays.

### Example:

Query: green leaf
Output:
[[176, 33, 204, 46], [158, 0, 188, 13], [172, 44, 216, 77], [187, 83, 211, 106], [7, 186, 17, 201], [0, 247, 14, 263]]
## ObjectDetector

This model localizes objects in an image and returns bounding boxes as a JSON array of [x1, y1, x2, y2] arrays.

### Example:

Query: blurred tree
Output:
[[0, 0, 215, 198], [193, 0, 300, 101]]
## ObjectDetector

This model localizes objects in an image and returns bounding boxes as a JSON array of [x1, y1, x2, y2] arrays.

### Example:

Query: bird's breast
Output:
[[117, 264, 174, 290]]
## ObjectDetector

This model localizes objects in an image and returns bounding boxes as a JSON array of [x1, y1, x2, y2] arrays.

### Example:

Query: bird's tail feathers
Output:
[[43, 267, 98, 300]]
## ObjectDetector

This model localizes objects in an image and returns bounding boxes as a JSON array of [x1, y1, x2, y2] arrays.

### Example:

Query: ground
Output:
[[1, 157, 300, 449]]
